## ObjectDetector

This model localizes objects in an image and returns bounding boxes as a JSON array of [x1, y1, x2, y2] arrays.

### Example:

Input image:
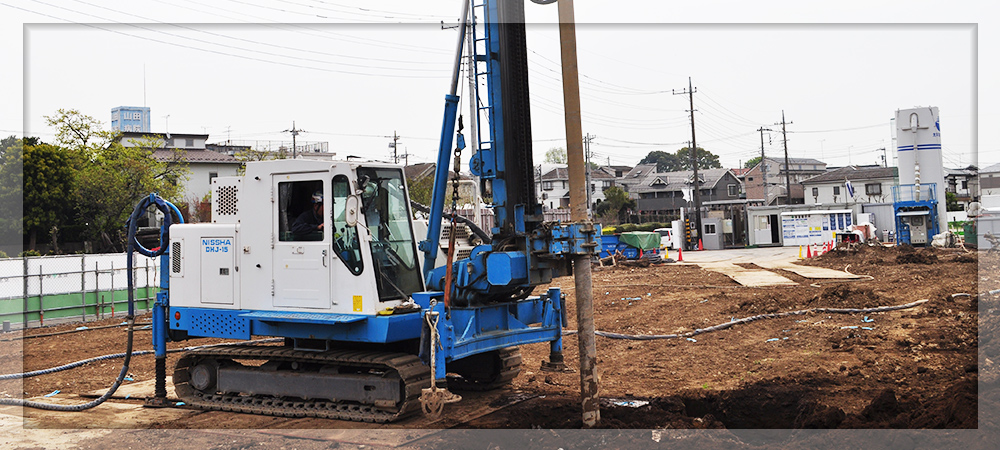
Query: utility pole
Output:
[[674, 77, 701, 248], [388, 131, 401, 164], [584, 133, 595, 218], [879, 147, 887, 167], [757, 127, 772, 205], [557, 0, 600, 428], [283, 121, 305, 159], [775, 111, 792, 205]]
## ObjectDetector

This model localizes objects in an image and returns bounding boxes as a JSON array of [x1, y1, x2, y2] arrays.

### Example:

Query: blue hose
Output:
[[0, 194, 180, 411]]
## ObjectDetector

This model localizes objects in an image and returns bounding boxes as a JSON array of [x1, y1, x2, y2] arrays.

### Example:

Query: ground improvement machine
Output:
[[122, 0, 596, 422]]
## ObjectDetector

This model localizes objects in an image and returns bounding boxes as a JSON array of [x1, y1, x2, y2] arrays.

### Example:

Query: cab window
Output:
[[332, 175, 363, 275]]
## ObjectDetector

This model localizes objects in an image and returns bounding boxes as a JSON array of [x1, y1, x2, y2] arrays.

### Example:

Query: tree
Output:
[[23, 142, 80, 251], [45, 110, 188, 252], [594, 186, 635, 224], [406, 174, 434, 209], [946, 191, 962, 212], [744, 156, 762, 169], [75, 143, 189, 251], [45, 108, 114, 151], [0, 137, 24, 245], [676, 146, 722, 170], [639, 150, 682, 172], [543, 147, 566, 164]]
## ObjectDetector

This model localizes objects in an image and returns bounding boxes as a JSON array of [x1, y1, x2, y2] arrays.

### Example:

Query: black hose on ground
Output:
[[561, 298, 931, 341], [0, 339, 282, 381], [0, 194, 173, 411]]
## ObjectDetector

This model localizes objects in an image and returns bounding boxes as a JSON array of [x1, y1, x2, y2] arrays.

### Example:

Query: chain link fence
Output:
[[0, 253, 160, 331]]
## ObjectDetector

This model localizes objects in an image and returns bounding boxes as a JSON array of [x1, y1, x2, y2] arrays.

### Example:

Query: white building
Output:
[[801, 165, 898, 206], [120, 132, 242, 216]]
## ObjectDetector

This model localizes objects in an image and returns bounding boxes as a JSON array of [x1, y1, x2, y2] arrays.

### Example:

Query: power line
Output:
[[12, 1, 451, 78], [45, 0, 449, 73], [792, 123, 885, 133]]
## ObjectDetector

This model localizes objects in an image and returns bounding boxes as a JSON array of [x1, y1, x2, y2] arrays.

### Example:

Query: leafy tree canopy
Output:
[[744, 156, 762, 169], [641, 147, 721, 172], [23, 142, 79, 250], [543, 147, 566, 164], [594, 185, 635, 224], [0, 137, 24, 240], [639, 150, 682, 172], [32, 109, 190, 252], [676, 146, 722, 170]]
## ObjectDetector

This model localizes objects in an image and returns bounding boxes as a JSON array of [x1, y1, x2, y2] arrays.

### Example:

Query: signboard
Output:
[[111, 106, 151, 132]]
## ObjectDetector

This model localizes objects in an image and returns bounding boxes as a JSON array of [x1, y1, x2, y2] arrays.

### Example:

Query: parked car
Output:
[[654, 227, 674, 249]]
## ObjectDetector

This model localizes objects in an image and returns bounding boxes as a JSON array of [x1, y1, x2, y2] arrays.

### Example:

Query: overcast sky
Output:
[[2, 1, 994, 171]]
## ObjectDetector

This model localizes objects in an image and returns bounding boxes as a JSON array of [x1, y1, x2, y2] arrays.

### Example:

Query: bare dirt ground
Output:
[[0, 244, 993, 449]]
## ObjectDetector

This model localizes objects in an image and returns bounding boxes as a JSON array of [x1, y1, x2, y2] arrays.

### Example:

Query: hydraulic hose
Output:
[[1, 339, 282, 381], [410, 199, 492, 244], [0, 194, 178, 411]]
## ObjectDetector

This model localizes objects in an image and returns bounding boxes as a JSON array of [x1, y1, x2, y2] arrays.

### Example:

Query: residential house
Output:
[[945, 166, 980, 208], [744, 157, 827, 205], [981, 163, 1000, 200], [120, 132, 242, 214], [599, 165, 633, 179], [403, 162, 478, 205], [629, 168, 743, 215], [800, 165, 898, 206], [616, 163, 658, 195]]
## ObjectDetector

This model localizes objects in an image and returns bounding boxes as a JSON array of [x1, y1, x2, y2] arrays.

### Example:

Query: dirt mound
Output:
[[808, 284, 893, 308], [685, 379, 846, 429], [841, 379, 978, 428], [804, 244, 959, 269], [953, 254, 976, 263], [895, 251, 938, 265]]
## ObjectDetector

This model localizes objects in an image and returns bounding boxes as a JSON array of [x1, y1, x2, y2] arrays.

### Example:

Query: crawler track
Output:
[[447, 347, 522, 391], [173, 345, 431, 423]]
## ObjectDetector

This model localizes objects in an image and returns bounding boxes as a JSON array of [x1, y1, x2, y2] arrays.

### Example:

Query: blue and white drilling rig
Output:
[[136, 0, 596, 422]]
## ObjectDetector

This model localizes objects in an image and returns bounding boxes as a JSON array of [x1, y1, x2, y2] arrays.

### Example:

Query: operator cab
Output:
[[170, 159, 424, 316]]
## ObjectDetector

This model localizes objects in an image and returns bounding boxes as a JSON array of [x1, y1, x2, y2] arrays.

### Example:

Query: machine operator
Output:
[[290, 190, 324, 240]]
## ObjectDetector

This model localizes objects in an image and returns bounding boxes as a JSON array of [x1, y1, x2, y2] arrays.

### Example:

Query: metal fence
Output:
[[0, 253, 160, 330]]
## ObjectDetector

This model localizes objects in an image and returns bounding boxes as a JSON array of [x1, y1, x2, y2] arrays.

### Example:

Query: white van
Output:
[[654, 227, 674, 249]]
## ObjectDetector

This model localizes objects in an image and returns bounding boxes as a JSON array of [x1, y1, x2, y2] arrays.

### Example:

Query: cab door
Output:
[[272, 172, 331, 310]]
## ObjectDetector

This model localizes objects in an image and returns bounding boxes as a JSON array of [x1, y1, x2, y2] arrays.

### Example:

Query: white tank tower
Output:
[[895, 106, 946, 235]]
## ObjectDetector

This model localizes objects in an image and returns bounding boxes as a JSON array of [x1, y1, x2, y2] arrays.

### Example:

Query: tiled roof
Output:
[[151, 149, 240, 164], [801, 166, 897, 184], [980, 162, 1000, 174], [630, 168, 735, 193]]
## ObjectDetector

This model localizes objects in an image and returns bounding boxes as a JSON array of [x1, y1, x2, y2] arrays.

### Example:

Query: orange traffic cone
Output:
[[678, 246, 684, 262], [698, 239, 704, 251], [806, 245, 812, 258]]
